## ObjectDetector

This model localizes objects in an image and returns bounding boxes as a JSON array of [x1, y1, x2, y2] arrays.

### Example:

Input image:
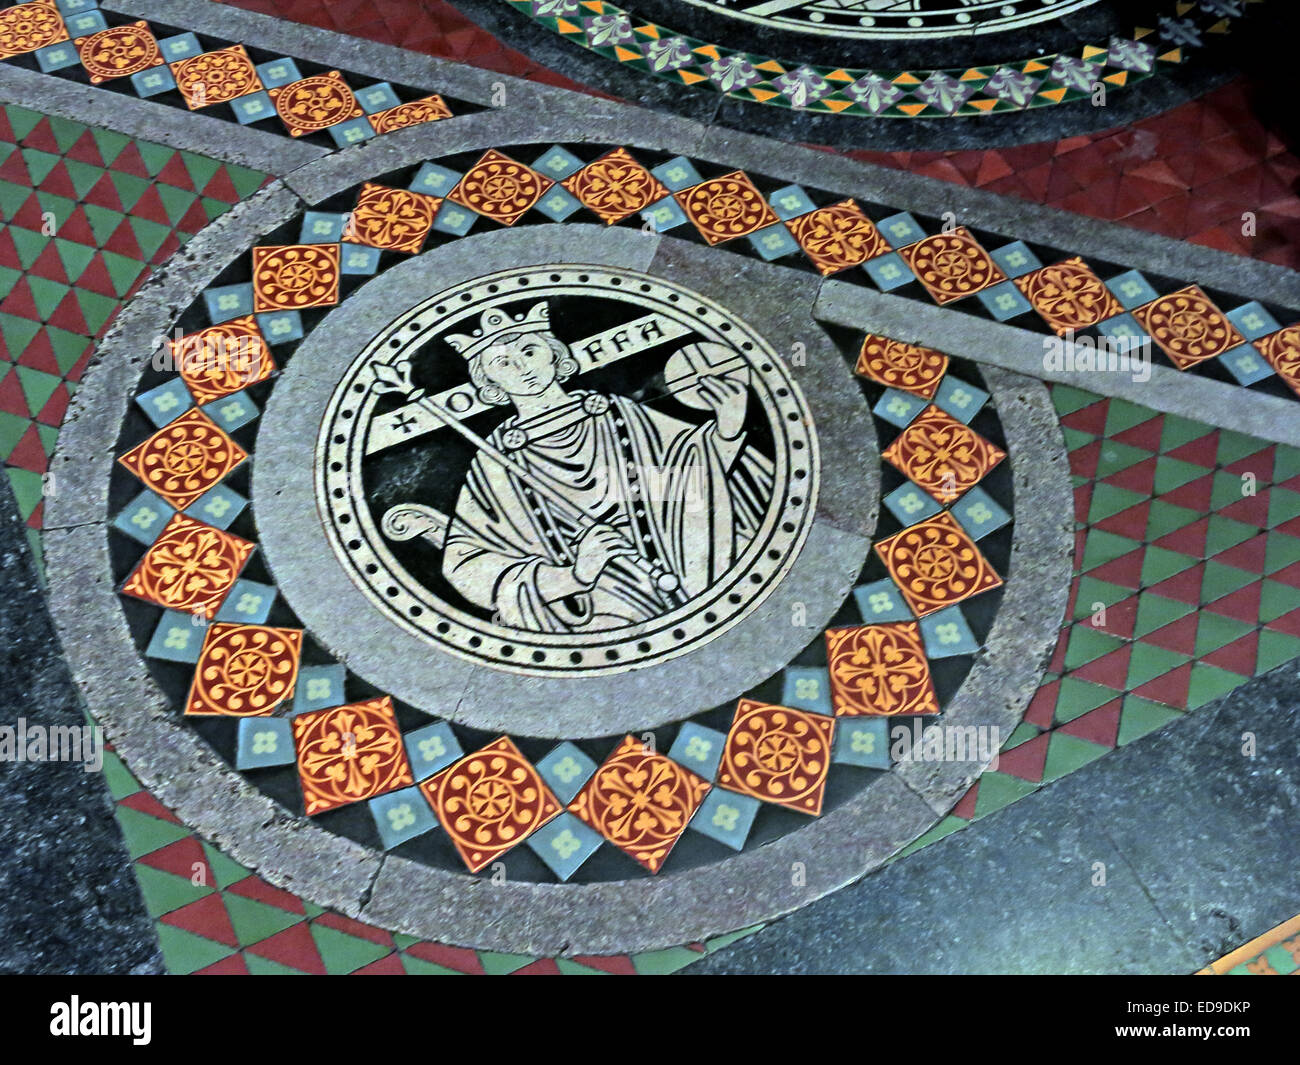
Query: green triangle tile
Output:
[[971, 770, 1038, 819], [479, 950, 535, 975], [1002, 721, 1041, 749], [100, 250, 145, 298], [1041, 732, 1109, 782], [25, 526, 43, 583], [1186, 662, 1246, 709], [302, 900, 326, 918], [74, 289, 118, 334], [1216, 428, 1266, 468], [90, 128, 130, 166], [0, 179, 33, 219], [1264, 531, 1300, 575], [83, 203, 126, 245], [36, 423, 57, 455], [1206, 514, 1259, 556], [0, 410, 27, 460], [704, 924, 764, 953], [632, 945, 711, 974], [20, 148, 60, 186], [137, 141, 177, 178], [179, 150, 222, 192], [1061, 426, 1095, 453], [1268, 489, 1300, 529], [0, 311, 42, 355], [1272, 444, 1300, 485], [1087, 482, 1147, 524], [46, 115, 87, 154], [1256, 629, 1300, 675], [10, 226, 48, 270], [34, 190, 75, 229], [54, 238, 95, 285], [1073, 578, 1135, 616], [1126, 643, 1190, 689], [0, 140, 13, 164], [1050, 384, 1099, 416], [157, 184, 198, 226], [128, 216, 172, 260], [223, 892, 304, 947], [1211, 470, 1249, 510], [45, 326, 88, 374], [308, 923, 392, 975], [1094, 440, 1151, 479], [1200, 560, 1256, 604], [62, 158, 104, 200], [1117, 695, 1183, 745], [1154, 455, 1207, 495], [1064, 624, 1126, 670], [202, 197, 234, 223], [1055, 676, 1118, 720], [555, 958, 610, 975], [200, 841, 250, 889], [225, 164, 269, 200], [399, 953, 462, 975], [100, 749, 141, 800], [155, 923, 236, 975], [108, 171, 150, 213], [392, 932, 420, 950], [1102, 397, 1154, 438], [113, 805, 190, 860], [1080, 529, 1141, 572], [1194, 612, 1254, 657], [1260, 579, 1299, 624], [26, 276, 69, 321], [0, 264, 19, 297], [1141, 545, 1199, 586], [134, 864, 213, 918], [1159, 413, 1212, 454], [5, 104, 45, 142], [244, 953, 306, 975], [1146, 499, 1201, 538], [6, 465, 44, 521], [895, 815, 968, 859]]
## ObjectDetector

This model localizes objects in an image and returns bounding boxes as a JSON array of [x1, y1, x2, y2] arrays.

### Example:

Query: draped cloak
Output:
[[442, 390, 775, 633]]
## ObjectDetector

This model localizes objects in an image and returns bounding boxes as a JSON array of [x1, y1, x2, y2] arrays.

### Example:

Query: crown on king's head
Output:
[[445, 301, 551, 360]]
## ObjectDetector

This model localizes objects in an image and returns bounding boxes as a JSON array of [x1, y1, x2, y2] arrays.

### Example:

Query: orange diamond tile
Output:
[[75, 22, 162, 84], [292, 696, 414, 815], [1133, 285, 1245, 370], [881, 404, 1006, 503], [825, 623, 941, 716], [348, 183, 441, 253], [899, 226, 1006, 305], [172, 315, 275, 405], [251, 243, 340, 312], [117, 408, 247, 510], [717, 698, 834, 815], [184, 623, 302, 716], [120, 514, 254, 619], [568, 735, 710, 873], [0, 1, 67, 59], [1013, 257, 1122, 336], [171, 45, 262, 108], [785, 199, 891, 275], [874, 510, 1003, 618], [447, 149, 553, 226], [367, 94, 453, 133], [674, 171, 778, 246], [855, 334, 949, 398], [419, 737, 562, 873], [562, 147, 669, 224], [1255, 324, 1300, 398], [267, 70, 362, 136]]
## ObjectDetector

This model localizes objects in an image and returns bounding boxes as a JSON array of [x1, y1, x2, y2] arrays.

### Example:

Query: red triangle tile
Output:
[[0, 228, 20, 271], [154, 153, 194, 191], [1102, 456, 1157, 496], [46, 292, 88, 335], [1059, 698, 1122, 748], [177, 199, 212, 234], [27, 242, 69, 286], [0, 149, 31, 184], [402, 941, 485, 974], [1271, 560, 1300, 589], [128, 185, 171, 227], [1047, 627, 1069, 675], [225, 875, 307, 915], [10, 193, 48, 233], [1203, 581, 1263, 624], [1218, 493, 1270, 527], [950, 781, 978, 820], [512, 958, 564, 974], [109, 142, 151, 179], [1074, 483, 1093, 523], [0, 277, 41, 322], [101, 218, 145, 260], [1061, 399, 1110, 437], [1089, 547, 1147, 590], [353, 953, 406, 974], [1141, 613, 1198, 655], [136, 836, 210, 879], [36, 160, 78, 201], [571, 953, 638, 975], [1073, 528, 1087, 571], [6, 425, 50, 474], [1264, 606, 1300, 637], [0, 372, 29, 418], [245, 922, 326, 974], [160, 894, 239, 948], [25, 499, 42, 528], [1100, 595, 1138, 640], [55, 207, 97, 247], [1225, 447, 1274, 483], [1148, 563, 1206, 604], [20, 116, 61, 155], [1214, 535, 1268, 574], [64, 130, 106, 169], [974, 152, 1015, 186], [312, 912, 394, 949], [0, 108, 15, 147], [200, 167, 240, 203], [82, 173, 124, 213], [1200, 631, 1259, 676], [73, 254, 120, 299], [1165, 432, 1220, 468], [1163, 473, 1214, 512], [1154, 516, 1209, 558], [194, 954, 249, 975], [1111, 415, 1165, 453], [15, 330, 61, 376], [1131, 661, 1192, 708], [117, 789, 183, 824], [1069, 644, 1132, 689]]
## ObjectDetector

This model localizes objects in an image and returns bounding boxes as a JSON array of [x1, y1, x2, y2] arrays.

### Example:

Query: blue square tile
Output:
[[340, 242, 382, 274], [135, 379, 193, 427], [526, 813, 603, 881], [299, 211, 347, 243], [403, 721, 462, 780], [355, 82, 400, 114], [780, 665, 834, 715], [978, 280, 1033, 321], [1226, 301, 1281, 341], [651, 156, 703, 191], [1218, 343, 1275, 386], [534, 186, 583, 221], [667, 722, 727, 779], [863, 251, 915, 291], [131, 66, 176, 98], [113, 490, 175, 545], [1105, 268, 1159, 310], [920, 605, 979, 657], [535, 741, 597, 804], [292, 664, 347, 714], [157, 33, 202, 62], [369, 786, 438, 849], [430, 202, 476, 237], [204, 283, 254, 324], [204, 389, 259, 432], [639, 196, 686, 232], [832, 717, 891, 769], [853, 578, 914, 623], [329, 117, 375, 148], [884, 481, 943, 526], [934, 375, 988, 423], [873, 388, 927, 428], [214, 579, 276, 624], [1096, 311, 1150, 353], [255, 310, 303, 346], [989, 240, 1042, 279], [35, 43, 81, 73], [950, 485, 1011, 540], [531, 145, 585, 179], [768, 184, 816, 220], [230, 91, 274, 125], [236, 718, 295, 770], [748, 223, 800, 261], [876, 211, 926, 247], [55, 0, 98, 13], [185, 483, 246, 529], [255, 58, 302, 89], [145, 610, 207, 663], [62, 10, 106, 34], [410, 162, 462, 197], [688, 788, 760, 851]]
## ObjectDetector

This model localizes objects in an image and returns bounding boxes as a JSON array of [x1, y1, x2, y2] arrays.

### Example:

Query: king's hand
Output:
[[696, 375, 748, 440]]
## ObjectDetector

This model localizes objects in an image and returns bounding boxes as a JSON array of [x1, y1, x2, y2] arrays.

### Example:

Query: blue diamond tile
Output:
[[62, 10, 106, 34], [328, 117, 375, 148], [853, 578, 914, 623], [135, 379, 193, 427], [255, 58, 302, 88], [370, 786, 438, 849], [410, 162, 462, 197], [35, 43, 81, 73], [340, 242, 382, 275], [950, 485, 1011, 540], [873, 388, 927, 428], [204, 283, 255, 324], [430, 202, 475, 237], [688, 788, 760, 851], [214, 579, 276, 624], [204, 390, 259, 432], [667, 722, 727, 779], [640, 196, 686, 232], [978, 280, 1033, 321], [1106, 268, 1159, 310], [1096, 311, 1150, 353], [536, 741, 597, 804], [230, 91, 274, 125], [920, 605, 979, 657], [113, 489, 175, 545], [780, 665, 834, 715], [300, 211, 348, 243], [157, 33, 202, 62], [292, 664, 347, 714], [768, 184, 816, 220], [876, 211, 926, 247], [185, 483, 246, 530], [355, 82, 400, 114], [534, 186, 583, 221], [748, 223, 800, 261], [884, 481, 943, 526], [1218, 343, 1275, 386], [531, 145, 585, 179], [55, 0, 98, 13], [1226, 302, 1282, 342], [236, 718, 295, 770], [651, 156, 703, 191], [255, 310, 303, 346], [403, 721, 463, 781], [526, 812, 603, 881], [934, 375, 988, 423], [131, 66, 176, 98], [863, 251, 915, 291], [989, 240, 1042, 279], [832, 717, 891, 769], [144, 610, 207, 663]]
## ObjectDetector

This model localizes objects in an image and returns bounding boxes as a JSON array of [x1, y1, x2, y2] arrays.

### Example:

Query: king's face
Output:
[[479, 335, 560, 398]]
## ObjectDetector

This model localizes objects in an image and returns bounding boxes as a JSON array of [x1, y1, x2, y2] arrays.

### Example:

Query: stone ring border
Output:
[[45, 128, 1074, 955]]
